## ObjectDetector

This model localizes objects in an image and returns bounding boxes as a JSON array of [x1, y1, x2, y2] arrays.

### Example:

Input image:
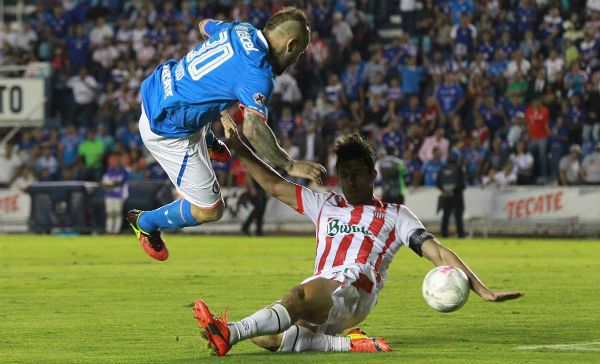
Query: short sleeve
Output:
[[295, 185, 333, 225], [395, 205, 427, 248], [202, 19, 228, 37], [235, 69, 273, 120]]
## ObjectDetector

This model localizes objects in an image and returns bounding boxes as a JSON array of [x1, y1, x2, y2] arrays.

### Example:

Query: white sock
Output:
[[278, 325, 350, 352], [227, 303, 291, 345]]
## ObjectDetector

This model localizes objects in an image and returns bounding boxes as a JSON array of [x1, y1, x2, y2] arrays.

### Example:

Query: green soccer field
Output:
[[1, 235, 599, 363]]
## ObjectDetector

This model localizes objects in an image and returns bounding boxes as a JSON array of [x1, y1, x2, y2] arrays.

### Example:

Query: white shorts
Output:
[[301, 264, 379, 335], [138, 106, 221, 208]]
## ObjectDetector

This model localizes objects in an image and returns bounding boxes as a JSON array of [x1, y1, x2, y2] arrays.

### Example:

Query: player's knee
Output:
[[282, 285, 307, 316], [251, 334, 283, 352]]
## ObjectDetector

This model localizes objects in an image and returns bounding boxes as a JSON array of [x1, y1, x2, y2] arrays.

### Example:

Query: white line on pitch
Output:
[[517, 342, 600, 351]]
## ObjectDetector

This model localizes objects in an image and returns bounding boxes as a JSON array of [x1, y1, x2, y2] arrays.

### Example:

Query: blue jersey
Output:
[[141, 20, 274, 138]]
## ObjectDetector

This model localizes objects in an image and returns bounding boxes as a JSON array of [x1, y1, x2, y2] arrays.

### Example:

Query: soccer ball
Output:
[[422, 266, 470, 313]]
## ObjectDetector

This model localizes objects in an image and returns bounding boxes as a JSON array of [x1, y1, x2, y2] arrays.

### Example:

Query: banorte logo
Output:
[[327, 219, 373, 237]]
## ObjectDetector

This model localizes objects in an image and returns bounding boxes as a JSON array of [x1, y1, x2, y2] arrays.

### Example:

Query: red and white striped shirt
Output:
[[295, 186, 425, 280]]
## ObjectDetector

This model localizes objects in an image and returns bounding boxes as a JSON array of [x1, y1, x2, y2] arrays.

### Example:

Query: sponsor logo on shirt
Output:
[[161, 65, 173, 99], [235, 27, 259, 53], [327, 219, 373, 237]]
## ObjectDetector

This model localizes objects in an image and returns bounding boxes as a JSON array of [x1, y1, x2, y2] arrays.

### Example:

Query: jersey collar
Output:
[[256, 30, 269, 50]]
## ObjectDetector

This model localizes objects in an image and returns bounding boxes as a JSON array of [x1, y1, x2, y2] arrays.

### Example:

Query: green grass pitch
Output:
[[1, 234, 599, 363]]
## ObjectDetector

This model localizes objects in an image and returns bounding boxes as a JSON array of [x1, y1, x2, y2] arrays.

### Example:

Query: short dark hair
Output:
[[333, 133, 376, 173], [264, 7, 310, 33]]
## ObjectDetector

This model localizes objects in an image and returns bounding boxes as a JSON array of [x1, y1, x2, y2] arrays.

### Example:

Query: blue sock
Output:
[[138, 199, 198, 233]]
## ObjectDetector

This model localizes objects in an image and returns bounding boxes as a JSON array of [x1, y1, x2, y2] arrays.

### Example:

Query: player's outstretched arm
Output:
[[220, 111, 299, 210], [420, 238, 523, 302], [242, 110, 326, 184]]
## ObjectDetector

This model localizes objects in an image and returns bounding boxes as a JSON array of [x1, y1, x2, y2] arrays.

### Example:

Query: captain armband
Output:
[[408, 229, 435, 257]]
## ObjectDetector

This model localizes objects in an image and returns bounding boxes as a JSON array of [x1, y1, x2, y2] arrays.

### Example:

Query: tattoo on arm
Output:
[[243, 111, 293, 171]]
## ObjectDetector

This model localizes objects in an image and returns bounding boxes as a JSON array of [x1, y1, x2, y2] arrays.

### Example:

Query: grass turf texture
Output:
[[1, 235, 599, 364]]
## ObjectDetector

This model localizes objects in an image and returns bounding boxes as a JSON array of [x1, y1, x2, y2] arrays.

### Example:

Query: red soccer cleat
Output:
[[193, 300, 232, 356], [127, 210, 169, 261], [207, 138, 231, 163], [347, 328, 392, 352]]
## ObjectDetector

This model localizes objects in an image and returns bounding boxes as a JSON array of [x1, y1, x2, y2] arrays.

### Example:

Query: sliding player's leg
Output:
[[128, 109, 225, 260], [247, 264, 391, 353], [194, 265, 391, 355], [193, 278, 340, 356]]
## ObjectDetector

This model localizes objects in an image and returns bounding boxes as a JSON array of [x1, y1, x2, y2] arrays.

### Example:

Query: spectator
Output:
[[90, 17, 114, 48], [241, 177, 268, 236], [367, 73, 388, 107], [0, 143, 22, 187], [506, 49, 531, 78], [450, 14, 477, 56], [478, 95, 506, 140], [510, 141, 534, 185], [544, 49, 564, 84], [436, 154, 466, 238], [331, 12, 353, 53], [66, 24, 90, 71], [363, 51, 386, 86], [494, 161, 517, 186], [10, 166, 35, 192], [402, 148, 421, 187], [399, 56, 425, 96], [101, 152, 129, 234], [67, 67, 99, 126], [381, 116, 403, 153], [525, 98, 550, 181], [419, 127, 449, 162], [274, 72, 302, 106], [436, 74, 464, 120], [307, 30, 329, 70], [580, 145, 600, 185], [519, 30, 540, 60], [420, 146, 445, 186], [79, 129, 105, 181], [566, 95, 585, 145], [564, 63, 588, 97], [35, 146, 59, 181], [559, 144, 582, 185], [376, 146, 407, 204]]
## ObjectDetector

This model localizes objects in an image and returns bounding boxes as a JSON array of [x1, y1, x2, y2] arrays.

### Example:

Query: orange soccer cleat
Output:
[[347, 328, 392, 353], [127, 210, 169, 261], [207, 138, 231, 163], [193, 300, 232, 356]]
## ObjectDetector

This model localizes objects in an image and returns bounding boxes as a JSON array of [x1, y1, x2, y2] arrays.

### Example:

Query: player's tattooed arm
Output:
[[242, 111, 294, 171], [220, 111, 298, 209], [243, 111, 326, 184]]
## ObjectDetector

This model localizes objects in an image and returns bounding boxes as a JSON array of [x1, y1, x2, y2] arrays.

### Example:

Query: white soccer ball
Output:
[[422, 266, 470, 313]]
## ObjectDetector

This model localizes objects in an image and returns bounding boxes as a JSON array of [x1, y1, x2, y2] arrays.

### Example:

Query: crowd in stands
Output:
[[1, 0, 600, 192]]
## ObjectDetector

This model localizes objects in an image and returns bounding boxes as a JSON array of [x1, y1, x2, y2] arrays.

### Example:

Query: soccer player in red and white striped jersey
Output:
[[192, 113, 523, 356]]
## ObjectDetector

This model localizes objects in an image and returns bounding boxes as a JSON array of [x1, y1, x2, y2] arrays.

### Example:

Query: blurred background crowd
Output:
[[1, 0, 600, 192]]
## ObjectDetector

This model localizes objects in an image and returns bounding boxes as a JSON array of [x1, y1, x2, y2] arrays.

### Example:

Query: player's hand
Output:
[[479, 290, 523, 302], [287, 160, 327, 185], [220, 111, 238, 140]]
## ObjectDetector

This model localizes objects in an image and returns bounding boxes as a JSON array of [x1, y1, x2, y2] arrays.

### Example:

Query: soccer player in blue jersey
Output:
[[127, 8, 326, 261]]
